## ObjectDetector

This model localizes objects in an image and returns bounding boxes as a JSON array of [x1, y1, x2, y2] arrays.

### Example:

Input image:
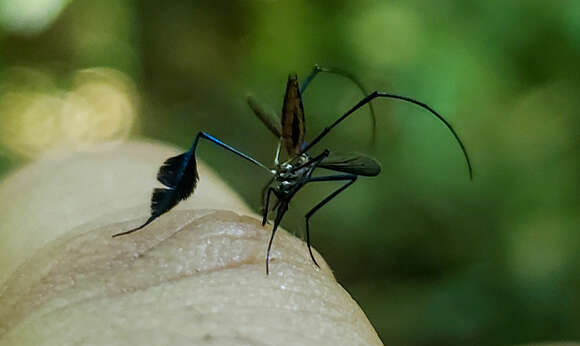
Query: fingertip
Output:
[[0, 209, 381, 345]]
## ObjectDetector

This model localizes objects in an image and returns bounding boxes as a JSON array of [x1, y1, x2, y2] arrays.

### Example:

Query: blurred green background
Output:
[[1, 0, 579, 344]]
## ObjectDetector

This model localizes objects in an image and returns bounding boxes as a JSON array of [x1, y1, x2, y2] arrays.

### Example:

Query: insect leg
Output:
[[299, 65, 323, 94], [302, 174, 358, 267], [113, 131, 272, 237], [300, 65, 376, 143], [273, 140, 282, 165], [262, 187, 275, 226], [266, 202, 288, 275], [195, 132, 272, 172], [300, 65, 373, 102], [301, 92, 473, 179], [260, 177, 275, 212]]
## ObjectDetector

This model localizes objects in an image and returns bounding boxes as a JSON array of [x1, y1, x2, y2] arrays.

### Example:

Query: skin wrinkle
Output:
[[196, 306, 328, 343], [199, 334, 267, 346], [5, 277, 358, 345], [192, 297, 363, 341], [188, 284, 347, 317], [120, 212, 263, 266], [201, 304, 366, 336], [112, 222, 189, 261], [17, 269, 332, 343], [142, 214, 269, 271], [123, 212, 239, 254]]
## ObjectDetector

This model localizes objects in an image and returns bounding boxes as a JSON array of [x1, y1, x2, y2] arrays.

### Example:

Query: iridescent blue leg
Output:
[[195, 132, 270, 171]]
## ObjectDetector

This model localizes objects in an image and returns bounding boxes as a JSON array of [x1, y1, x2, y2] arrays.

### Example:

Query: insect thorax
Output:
[[274, 153, 311, 195]]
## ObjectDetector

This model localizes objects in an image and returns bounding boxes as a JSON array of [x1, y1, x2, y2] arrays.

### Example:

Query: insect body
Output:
[[113, 65, 472, 275]]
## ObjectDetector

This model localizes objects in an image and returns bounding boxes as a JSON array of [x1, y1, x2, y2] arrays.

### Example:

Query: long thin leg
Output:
[[260, 177, 274, 213], [300, 65, 376, 143], [301, 91, 473, 180], [113, 131, 272, 237], [266, 202, 288, 275], [273, 140, 282, 166], [195, 132, 272, 172], [299, 65, 321, 94], [262, 187, 275, 226], [303, 174, 358, 267]]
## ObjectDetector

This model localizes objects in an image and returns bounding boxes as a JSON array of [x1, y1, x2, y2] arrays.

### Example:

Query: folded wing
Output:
[[319, 153, 381, 176]]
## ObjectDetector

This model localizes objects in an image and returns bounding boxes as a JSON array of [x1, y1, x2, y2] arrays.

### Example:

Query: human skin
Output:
[[0, 141, 383, 346]]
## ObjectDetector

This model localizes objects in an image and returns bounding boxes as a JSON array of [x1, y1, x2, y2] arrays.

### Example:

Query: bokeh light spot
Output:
[[0, 92, 62, 157], [0, 67, 137, 158], [60, 68, 136, 149], [0, 0, 70, 34]]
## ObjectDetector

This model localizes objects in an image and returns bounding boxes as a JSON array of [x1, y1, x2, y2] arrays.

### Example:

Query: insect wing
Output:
[[247, 95, 282, 138], [319, 153, 381, 176], [281, 74, 306, 156]]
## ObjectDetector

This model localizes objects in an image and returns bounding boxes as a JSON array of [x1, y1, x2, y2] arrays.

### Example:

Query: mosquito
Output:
[[113, 65, 473, 275]]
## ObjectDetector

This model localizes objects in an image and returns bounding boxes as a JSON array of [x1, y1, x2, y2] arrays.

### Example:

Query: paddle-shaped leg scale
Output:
[[112, 131, 270, 237]]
